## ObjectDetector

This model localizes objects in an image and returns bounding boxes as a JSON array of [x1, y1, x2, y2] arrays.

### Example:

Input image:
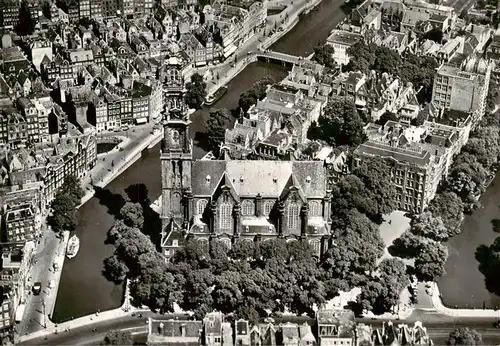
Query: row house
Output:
[[0, 0, 19, 29], [0, 242, 35, 338], [350, 0, 381, 33], [41, 129, 96, 202], [354, 120, 462, 213], [203, 0, 267, 58], [0, 111, 29, 149], [42, 53, 74, 84], [280, 64, 332, 107], [358, 321, 432, 345], [3, 202, 36, 243], [179, 30, 223, 67], [1, 48, 30, 76], [400, 1, 456, 33]]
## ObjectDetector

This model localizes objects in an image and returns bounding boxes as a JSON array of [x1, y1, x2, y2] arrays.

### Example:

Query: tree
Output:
[[447, 327, 483, 345], [101, 330, 133, 345], [184, 73, 207, 109], [414, 240, 448, 281], [409, 211, 450, 241], [475, 237, 500, 295], [352, 157, 397, 218], [389, 230, 424, 259], [376, 112, 398, 125], [114, 227, 156, 276], [422, 27, 443, 43], [120, 202, 144, 229], [205, 108, 232, 154], [312, 44, 336, 68], [60, 175, 84, 203], [238, 77, 274, 113], [103, 255, 128, 283], [48, 192, 78, 232], [323, 209, 384, 284], [428, 192, 464, 232], [308, 97, 366, 148], [16, 0, 36, 36]]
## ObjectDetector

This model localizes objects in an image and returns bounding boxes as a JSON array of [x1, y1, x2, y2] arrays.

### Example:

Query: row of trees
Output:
[[48, 175, 84, 233], [345, 41, 438, 103], [105, 197, 408, 319]]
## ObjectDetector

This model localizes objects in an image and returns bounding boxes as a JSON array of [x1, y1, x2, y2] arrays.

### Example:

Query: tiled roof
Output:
[[191, 160, 326, 198]]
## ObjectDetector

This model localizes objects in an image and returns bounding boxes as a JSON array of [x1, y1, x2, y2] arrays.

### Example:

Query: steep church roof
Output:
[[191, 160, 326, 198]]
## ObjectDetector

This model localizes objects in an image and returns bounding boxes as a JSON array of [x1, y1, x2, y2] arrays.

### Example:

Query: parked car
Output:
[[32, 282, 42, 295]]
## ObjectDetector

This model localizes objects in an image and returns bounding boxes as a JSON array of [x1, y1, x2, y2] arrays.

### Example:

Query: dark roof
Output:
[[191, 160, 326, 198], [150, 319, 202, 338], [236, 320, 249, 336]]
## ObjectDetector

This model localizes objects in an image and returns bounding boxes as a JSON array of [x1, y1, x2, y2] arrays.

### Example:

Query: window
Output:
[[263, 200, 274, 216], [219, 202, 232, 230], [221, 238, 231, 248], [198, 238, 209, 251], [309, 200, 321, 216], [197, 199, 208, 215], [172, 240, 178, 247], [287, 203, 300, 229], [241, 200, 255, 216], [310, 239, 321, 256]]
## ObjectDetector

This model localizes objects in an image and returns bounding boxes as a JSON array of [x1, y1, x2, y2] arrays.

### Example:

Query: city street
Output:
[[192, 0, 317, 97], [19, 309, 500, 346], [18, 231, 68, 336]]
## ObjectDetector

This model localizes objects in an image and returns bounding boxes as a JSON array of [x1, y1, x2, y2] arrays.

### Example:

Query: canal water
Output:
[[438, 173, 500, 309], [53, 0, 351, 321], [270, 0, 348, 56]]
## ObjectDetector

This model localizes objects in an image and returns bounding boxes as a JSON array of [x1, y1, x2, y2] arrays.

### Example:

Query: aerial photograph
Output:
[[0, 0, 500, 343]]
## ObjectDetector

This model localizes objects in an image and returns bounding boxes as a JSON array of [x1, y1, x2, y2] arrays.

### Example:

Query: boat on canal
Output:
[[205, 85, 228, 106], [66, 235, 80, 259]]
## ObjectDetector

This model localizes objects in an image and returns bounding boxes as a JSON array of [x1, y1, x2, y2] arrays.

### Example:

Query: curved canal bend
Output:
[[55, 0, 497, 320]]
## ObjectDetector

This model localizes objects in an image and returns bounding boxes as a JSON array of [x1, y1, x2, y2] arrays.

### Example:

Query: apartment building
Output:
[[326, 30, 363, 65], [203, 0, 267, 58], [354, 121, 462, 213], [432, 57, 491, 128], [3, 203, 36, 243]]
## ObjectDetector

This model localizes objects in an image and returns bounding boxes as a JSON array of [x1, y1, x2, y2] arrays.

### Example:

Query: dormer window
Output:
[[206, 175, 211, 183], [240, 176, 244, 182], [306, 176, 311, 183], [272, 178, 278, 183]]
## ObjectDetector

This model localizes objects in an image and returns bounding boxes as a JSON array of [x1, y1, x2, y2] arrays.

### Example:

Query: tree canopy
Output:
[[312, 44, 336, 68], [48, 175, 84, 233], [204, 108, 232, 154], [184, 73, 207, 109], [238, 77, 274, 113], [447, 327, 483, 345], [331, 157, 396, 220], [307, 96, 366, 148], [345, 41, 438, 103], [101, 330, 133, 345]]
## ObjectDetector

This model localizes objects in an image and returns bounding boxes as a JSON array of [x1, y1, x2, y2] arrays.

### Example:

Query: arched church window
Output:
[[197, 200, 208, 215], [309, 200, 321, 216], [263, 200, 274, 216], [241, 200, 255, 216], [309, 239, 321, 257], [219, 202, 232, 231], [287, 203, 300, 229]]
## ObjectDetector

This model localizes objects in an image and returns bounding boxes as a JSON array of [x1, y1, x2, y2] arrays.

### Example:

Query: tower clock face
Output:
[[171, 130, 180, 146]]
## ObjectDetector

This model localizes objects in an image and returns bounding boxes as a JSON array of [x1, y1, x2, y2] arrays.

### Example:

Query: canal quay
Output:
[[52, 0, 348, 322]]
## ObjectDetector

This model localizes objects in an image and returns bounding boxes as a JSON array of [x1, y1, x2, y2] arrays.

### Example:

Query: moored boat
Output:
[[66, 235, 80, 259], [205, 85, 228, 106]]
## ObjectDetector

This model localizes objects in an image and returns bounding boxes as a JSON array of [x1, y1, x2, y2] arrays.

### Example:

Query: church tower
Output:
[[160, 58, 192, 248]]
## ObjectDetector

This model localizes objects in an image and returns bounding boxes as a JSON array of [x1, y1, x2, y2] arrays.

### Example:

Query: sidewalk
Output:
[[18, 281, 147, 343], [429, 282, 500, 318]]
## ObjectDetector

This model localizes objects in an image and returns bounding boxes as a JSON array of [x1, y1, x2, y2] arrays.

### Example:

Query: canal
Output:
[[438, 173, 500, 309], [53, 0, 349, 322]]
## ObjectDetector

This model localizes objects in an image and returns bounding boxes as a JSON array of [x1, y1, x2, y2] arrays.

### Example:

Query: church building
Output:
[[159, 60, 332, 261]]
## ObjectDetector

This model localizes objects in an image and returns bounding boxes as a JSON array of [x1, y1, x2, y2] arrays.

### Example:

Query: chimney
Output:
[[181, 323, 186, 337]]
